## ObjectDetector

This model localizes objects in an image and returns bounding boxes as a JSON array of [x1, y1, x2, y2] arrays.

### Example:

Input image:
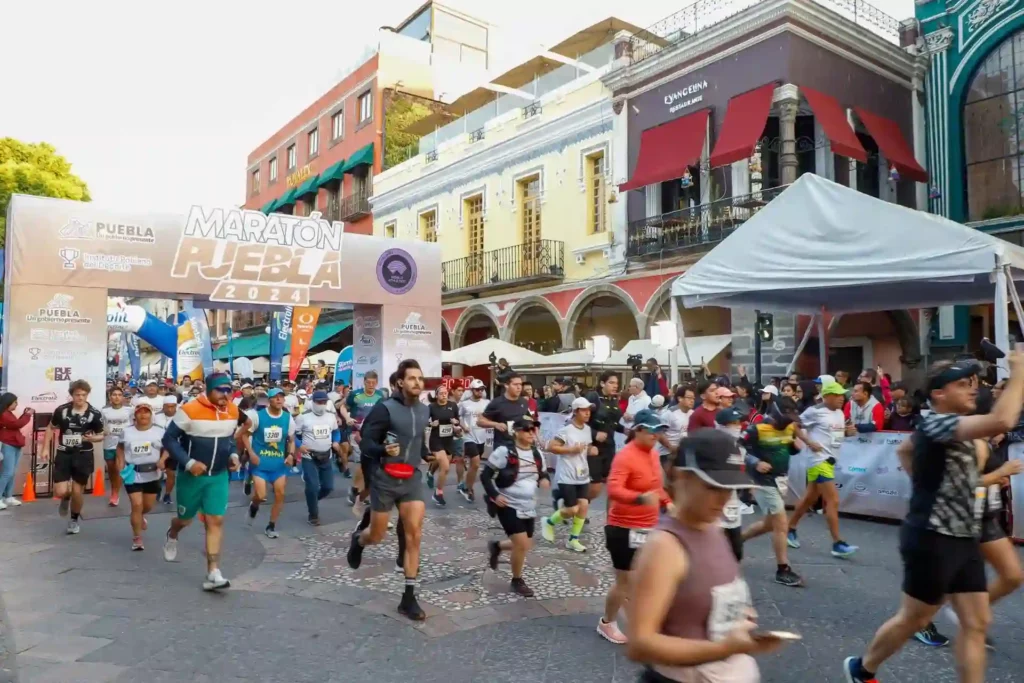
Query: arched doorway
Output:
[[442, 325, 452, 352], [567, 286, 641, 350], [507, 297, 565, 354], [645, 286, 731, 338], [805, 310, 921, 380], [452, 306, 500, 348]]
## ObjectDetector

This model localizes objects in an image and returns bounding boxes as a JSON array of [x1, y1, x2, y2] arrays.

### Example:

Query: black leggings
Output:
[[724, 525, 743, 562]]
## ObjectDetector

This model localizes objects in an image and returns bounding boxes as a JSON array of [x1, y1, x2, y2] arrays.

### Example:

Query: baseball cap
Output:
[[715, 386, 737, 399], [512, 417, 535, 432], [674, 429, 754, 489], [632, 409, 668, 432], [241, 382, 253, 389], [820, 381, 846, 396], [554, 377, 571, 387], [814, 374, 836, 385], [761, 385, 779, 397], [570, 396, 595, 411], [162, 395, 178, 405], [134, 403, 152, 414], [145, 379, 158, 386], [312, 390, 329, 402], [267, 387, 284, 398], [469, 379, 486, 389], [715, 407, 745, 425], [650, 395, 665, 409], [297, 389, 308, 398]]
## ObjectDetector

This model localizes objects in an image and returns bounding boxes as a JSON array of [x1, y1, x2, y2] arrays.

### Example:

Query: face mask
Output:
[[311, 404, 326, 416]]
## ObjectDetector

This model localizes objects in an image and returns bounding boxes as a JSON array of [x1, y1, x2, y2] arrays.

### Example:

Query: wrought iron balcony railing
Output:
[[443, 240, 565, 295], [626, 185, 787, 259]]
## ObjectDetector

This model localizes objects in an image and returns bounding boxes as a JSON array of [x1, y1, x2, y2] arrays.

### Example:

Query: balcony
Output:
[[443, 240, 564, 296], [330, 182, 372, 223], [626, 186, 786, 259]]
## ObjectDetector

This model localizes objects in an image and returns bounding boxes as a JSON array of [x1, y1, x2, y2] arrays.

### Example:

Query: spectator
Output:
[[787, 372, 801, 385], [622, 378, 652, 429], [858, 367, 891, 405], [733, 382, 753, 417], [781, 383, 796, 399], [888, 381, 907, 410], [843, 381, 884, 434], [834, 370, 851, 389], [751, 385, 779, 424], [522, 381, 539, 420], [886, 397, 918, 431], [495, 358, 514, 386], [687, 380, 720, 432], [642, 358, 669, 399], [541, 378, 575, 413], [715, 386, 736, 410], [798, 380, 819, 412]]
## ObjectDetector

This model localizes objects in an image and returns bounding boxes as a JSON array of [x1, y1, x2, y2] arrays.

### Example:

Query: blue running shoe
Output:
[[832, 540, 859, 558], [913, 622, 949, 647], [842, 656, 878, 682], [426, 471, 435, 490], [787, 529, 800, 549]]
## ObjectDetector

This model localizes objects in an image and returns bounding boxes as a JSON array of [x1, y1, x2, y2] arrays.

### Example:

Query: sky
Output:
[[1, 0, 914, 214]]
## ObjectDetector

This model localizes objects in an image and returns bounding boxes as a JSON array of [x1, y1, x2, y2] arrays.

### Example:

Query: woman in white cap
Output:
[[118, 403, 167, 551]]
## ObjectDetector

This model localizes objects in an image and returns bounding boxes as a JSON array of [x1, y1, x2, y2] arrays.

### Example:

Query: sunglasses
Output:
[[210, 386, 233, 394]]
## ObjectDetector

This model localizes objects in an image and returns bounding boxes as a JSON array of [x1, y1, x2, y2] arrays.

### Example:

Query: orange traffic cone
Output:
[[92, 468, 105, 497], [21, 473, 35, 502]]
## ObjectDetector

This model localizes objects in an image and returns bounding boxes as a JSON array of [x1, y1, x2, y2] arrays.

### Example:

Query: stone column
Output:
[[912, 55, 929, 211], [779, 98, 800, 186]]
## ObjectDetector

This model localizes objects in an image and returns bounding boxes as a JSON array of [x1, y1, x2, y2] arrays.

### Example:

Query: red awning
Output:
[[854, 107, 928, 183], [709, 83, 776, 168], [800, 86, 867, 163], [620, 109, 710, 192]]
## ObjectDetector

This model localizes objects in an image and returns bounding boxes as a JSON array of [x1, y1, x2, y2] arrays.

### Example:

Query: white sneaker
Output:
[[163, 533, 178, 562], [740, 504, 755, 516], [0, 500, 7, 511], [67, 520, 81, 535], [202, 568, 230, 591], [4, 497, 20, 507], [352, 499, 366, 518]]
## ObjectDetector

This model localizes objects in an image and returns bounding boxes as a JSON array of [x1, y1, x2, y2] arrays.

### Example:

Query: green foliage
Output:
[[383, 95, 432, 170], [0, 138, 92, 248]]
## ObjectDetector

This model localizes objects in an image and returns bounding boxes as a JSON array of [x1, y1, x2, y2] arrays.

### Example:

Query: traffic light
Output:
[[756, 312, 774, 342]]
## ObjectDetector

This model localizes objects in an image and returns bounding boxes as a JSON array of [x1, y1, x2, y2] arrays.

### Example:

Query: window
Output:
[[586, 152, 606, 233], [466, 196, 485, 286], [358, 91, 372, 123], [287, 144, 296, 170], [420, 210, 437, 242], [332, 111, 344, 140], [384, 221, 396, 239], [353, 170, 372, 197], [964, 30, 1024, 221], [269, 157, 278, 183], [308, 128, 319, 158], [251, 169, 260, 195]]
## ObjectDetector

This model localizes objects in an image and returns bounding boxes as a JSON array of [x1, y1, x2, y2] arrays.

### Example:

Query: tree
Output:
[[0, 138, 91, 248], [382, 93, 434, 170]]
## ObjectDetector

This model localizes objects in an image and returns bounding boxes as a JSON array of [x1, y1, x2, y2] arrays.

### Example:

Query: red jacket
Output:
[[0, 410, 32, 448]]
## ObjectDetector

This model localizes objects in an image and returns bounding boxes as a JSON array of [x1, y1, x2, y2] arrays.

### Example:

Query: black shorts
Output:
[[496, 505, 535, 538], [588, 442, 615, 484], [428, 435, 454, 454], [900, 525, 987, 605], [605, 524, 639, 571], [980, 515, 1008, 544], [124, 481, 162, 495], [724, 525, 744, 562], [53, 450, 93, 486], [369, 467, 424, 512], [559, 483, 589, 507], [464, 441, 484, 459]]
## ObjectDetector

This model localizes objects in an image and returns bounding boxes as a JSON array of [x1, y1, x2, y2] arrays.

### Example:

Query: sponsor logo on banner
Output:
[[369, 355, 379, 364], [877, 488, 899, 496], [288, 307, 320, 382], [59, 218, 156, 244], [30, 328, 86, 343], [170, 207, 344, 306], [44, 366, 73, 382], [356, 316, 380, 329], [876, 466, 890, 474], [853, 483, 868, 494], [356, 355, 368, 364], [847, 466, 867, 473], [376, 248, 417, 295], [30, 391, 58, 403], [26, 294, 93, 325], [358, 334, 376, 347], [393, 312, 431, 337], [59, 247, 80, 269]]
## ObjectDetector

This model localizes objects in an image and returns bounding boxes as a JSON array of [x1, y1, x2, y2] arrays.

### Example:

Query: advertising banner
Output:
[[352, 305, 383, 389], [381, 304, 443, 379], [1009, 444, 1024, 542], [785, 431, 911, 520], [269, 308, 291, 382], [334, 345, 354, 387], [5, 284, 107, 413], [288, 307, 320, 381], [124, 332, 141, 379], [176, 309, 214, 382], [116, 334, 127, 376]]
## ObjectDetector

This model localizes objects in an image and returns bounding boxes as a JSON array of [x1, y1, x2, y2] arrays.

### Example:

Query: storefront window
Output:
[[964, 31, 1024, 221]]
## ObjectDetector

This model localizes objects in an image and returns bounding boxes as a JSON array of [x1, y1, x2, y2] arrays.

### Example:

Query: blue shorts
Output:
[[251, 465, 289, 484], [103, 449, 118, 462]]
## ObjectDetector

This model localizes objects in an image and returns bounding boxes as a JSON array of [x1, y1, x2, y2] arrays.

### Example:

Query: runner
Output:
[[482, 417, 551, 597], [131, 379, 164, 413], [478, 373, 530, 454], [425, 385, 459, 507], [449, 385, 467, 490], [295, 390, 338, 526], [344, 371, 387, 512], [584, 371, 624, 504], [599, 409, 674, 644], [101, 386, 133, 508], [43, 380, 104, 535], [347, 359, 430, 621], [458, 379, 490, 503], [787, 381, 860, 558], [844, 355, 1024, 683], [739, 396, 804, 587], [541, 397, 595, 552], [627, 428, 793, 679], [161, 373, 242, 591], [242, 387, 297, 538], [687, 380, 720, 432], [117, 403, 165, 550]]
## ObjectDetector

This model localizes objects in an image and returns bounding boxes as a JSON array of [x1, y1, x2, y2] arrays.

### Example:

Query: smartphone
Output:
[[751, 630, 801, 641]]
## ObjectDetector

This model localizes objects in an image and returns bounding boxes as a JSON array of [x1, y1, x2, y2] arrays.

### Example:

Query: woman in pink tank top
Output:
[[626, 429, 797, 682]]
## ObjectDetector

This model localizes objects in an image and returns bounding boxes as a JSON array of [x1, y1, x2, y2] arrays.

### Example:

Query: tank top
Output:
[[652, 517, 758, 683], [252, 409, 291, 463]]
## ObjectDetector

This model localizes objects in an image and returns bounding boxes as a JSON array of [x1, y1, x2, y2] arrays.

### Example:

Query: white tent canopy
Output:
[[516, 335, 731, 372], [442, 338, 546, 367], [672, 174, 1024, 313]]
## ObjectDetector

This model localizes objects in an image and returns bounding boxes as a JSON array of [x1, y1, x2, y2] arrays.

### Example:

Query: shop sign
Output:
[[286, 165, 312, 188], [664, 79, 710, 114]]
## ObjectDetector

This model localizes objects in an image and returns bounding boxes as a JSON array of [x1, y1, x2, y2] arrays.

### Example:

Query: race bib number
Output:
[[577, 463, 589, 478], [774, 476, 789, 495], [110, 426, 125, 437], [312, 425, 331, 440], [988, 484, 1002, 511], [830, 429, 844, 449], [131, 442, 151, 456], [506, 421, 515, 433], [707, 578, 752, 642], [439, 425, 454, 437], [722, 501, 741, 526], [62, 434, 82, 448], [628, 528, 650, 549], [264, 426, 283, 443], [975, 487, 987, 520]]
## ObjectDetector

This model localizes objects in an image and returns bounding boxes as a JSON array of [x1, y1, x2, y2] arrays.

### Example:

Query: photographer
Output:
[[642, 358, 669, 399]]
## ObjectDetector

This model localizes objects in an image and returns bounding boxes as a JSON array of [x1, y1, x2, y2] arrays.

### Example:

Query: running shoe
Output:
[[162, 494, 172, 505], [774, 566, 803, 587], [243, 477, 253, 497], [142, 517, 148, 531], [740, 503, 755, 516], [308, 516, 320, 526], [487, 540, 500, 570], [342, 469, 352, 479], [510, 578, 534, 597], [108, 493, 119, 508], [265, 525, 280, 539], [347, 531, 365, 569], [394, 562, 404, 573], [0, 500, 6, 511], [426, 471, 435, 490], [247, 503, 259, 526], [398, 592, 426, 621], [842, 656, 878, 683], [459, 486, 473, 503], [346, 487, 357, 506], [131, 537, 144, 552], [831, 541, 859, 558], [352, 498, 366, 518], [597, 618, 628, 644], [58, 497, 70, 518], [4, 497, 21, 507], [566, 538, 587, 553], [786, 529, 800, 549], [913, 623, 949, 647], [387, 520, 394, 530], [67, 520, 81, 535], [541, 517, 556, 543], [432, 492, 446, 507], [202, 568, 230, 592], [163, 531, 178, 562]]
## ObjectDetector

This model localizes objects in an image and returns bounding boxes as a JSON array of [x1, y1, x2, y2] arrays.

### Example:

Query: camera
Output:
[[627, 354, 643, 374], [488, 351, 497, 366]]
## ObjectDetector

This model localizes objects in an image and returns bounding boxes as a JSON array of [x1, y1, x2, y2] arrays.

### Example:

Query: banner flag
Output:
[[269, 308, 292, 382], [288, 307, 320, 382], [227, 325, 235, 378], [177, 309, 214, 382], [125, 332, 141, 379], [117, 334, 128, 376], [333, 345, 354, 387]]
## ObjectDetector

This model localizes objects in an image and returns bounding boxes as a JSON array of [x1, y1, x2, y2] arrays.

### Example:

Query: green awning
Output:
[[260, 199, 276, 214], [213, 333, 269, 360], [277, 187, 299, 207], [265, 198, 281, 213], [294, 174, 320, 198], [315, 160, 346, 189], [310, 320, 352, 348], [341, 144, 374, 174]]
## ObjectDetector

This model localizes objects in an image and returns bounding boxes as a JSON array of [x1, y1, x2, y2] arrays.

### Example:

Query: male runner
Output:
[[542, 397, 594, 552], [344, 371, 387, 511], [458, 379, 490, 502], [787, 381, 859, 558], [449, 385, 467, 489], [44, 380, 105, 535], [132, 379, 164, 413], [242, 387, 296, 538], [584, 371, 623, 503], [844, 354, 1024, 683], [478, 373, 530, 454], [101, 386, 133, 508], [296, 390, 338, 526], [153, 395, 179, 504], [347, 359, 431, 621], [161, 373, 242, 590]]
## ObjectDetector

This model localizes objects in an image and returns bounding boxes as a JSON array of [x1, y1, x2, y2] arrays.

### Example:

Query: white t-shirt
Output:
[[799, 404, 846, 467], [659, 407, 690, 458], [152, 411, 176, 430], [120, 425, 165, 484], [327, 391, 341, 403], [552, 421, 592, 485], [101, 406, 133, 451], [131, 394, 164, 414], [284, 394, 299, 413], [459, 397, 491, 445], [486, 445, 544, 517], [622, 391, 652, 427], [296, 411, 338, 455]]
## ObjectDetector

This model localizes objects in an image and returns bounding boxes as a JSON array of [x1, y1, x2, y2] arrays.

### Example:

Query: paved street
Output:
[[0, 476, 1023, 683]]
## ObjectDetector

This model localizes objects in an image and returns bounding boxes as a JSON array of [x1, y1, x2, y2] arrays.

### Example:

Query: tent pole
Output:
[[786, 313, 817, 377], [817, 310, 827, 376], [672, 296, 694, 378], [995, 265, 1010, 380], [1003, 265, 1024, 341]]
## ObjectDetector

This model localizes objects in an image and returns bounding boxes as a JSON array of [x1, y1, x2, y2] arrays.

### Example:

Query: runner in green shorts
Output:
[[174, 469, 231, 520]]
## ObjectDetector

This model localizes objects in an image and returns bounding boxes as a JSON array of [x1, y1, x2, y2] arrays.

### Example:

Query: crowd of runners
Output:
[[1, 347, 1022, 682]]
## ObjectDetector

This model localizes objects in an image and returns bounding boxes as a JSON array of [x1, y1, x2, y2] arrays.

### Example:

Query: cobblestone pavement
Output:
[[0, 478, 1023, 682]]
